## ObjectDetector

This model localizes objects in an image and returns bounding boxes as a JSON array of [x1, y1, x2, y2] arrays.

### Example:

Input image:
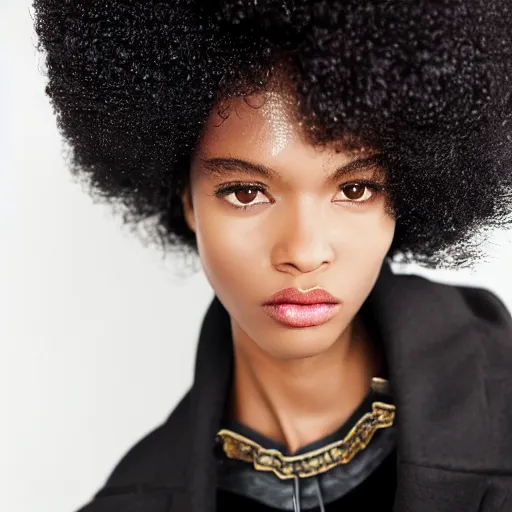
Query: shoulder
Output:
[[397, 272, 512, 464], [384, 268, 512, 394], [76, 391, 192, 511], [450, 283, 512, 473], [392, 270, 512, 330]]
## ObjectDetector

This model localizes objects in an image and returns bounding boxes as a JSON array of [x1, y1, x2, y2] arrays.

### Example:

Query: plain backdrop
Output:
[[2, 2, 512, 512]]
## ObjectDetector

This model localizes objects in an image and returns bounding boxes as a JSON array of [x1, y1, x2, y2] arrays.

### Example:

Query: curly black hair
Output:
[[32, 0, 512, 268]]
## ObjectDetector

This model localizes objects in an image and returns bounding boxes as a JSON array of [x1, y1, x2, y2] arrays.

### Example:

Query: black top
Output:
[[216, 449, 396, 511], [214, 381, 397, 511]]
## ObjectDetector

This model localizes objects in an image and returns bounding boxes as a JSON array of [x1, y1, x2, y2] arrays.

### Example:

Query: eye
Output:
[[215, 184, 271, 209], [336, 182, 379, 203]]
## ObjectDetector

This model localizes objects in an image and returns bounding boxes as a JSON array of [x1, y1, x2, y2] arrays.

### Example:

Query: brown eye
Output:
[[343, 184, 366, 200], [217, 184, 271, 209], [234, 188, 259, 204]]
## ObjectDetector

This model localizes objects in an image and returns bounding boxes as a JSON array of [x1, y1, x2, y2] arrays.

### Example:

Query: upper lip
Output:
[[263, 287, 340, 305]]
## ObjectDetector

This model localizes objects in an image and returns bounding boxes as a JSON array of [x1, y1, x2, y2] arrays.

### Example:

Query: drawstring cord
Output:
[[292, 475, 326, 512], [314, 476, 326, 512], [292, 475, 301, 512]]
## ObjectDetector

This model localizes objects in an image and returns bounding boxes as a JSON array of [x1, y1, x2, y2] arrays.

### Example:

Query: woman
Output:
[[33, 1, 512, 511]]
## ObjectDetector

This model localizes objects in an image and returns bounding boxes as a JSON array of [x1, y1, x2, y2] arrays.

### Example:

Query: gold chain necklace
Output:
[[216, 398, 395, 480]]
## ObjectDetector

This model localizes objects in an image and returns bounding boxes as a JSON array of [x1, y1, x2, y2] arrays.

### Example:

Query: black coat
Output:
[[77, 263, 512, 512]]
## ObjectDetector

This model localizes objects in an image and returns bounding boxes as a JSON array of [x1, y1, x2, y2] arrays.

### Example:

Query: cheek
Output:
[[193, 203, 268, 292], [338, 212, 395, 296], [346, 208, 395, 253]]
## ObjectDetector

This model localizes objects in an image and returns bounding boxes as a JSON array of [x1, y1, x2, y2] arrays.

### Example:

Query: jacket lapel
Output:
[[187, 296, 233, 512], [364, 264, 512, 511], [366, 265, 489, 468]]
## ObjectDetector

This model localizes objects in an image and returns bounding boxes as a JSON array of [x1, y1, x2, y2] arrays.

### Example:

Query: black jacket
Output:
[[77, 263, 512, 512]]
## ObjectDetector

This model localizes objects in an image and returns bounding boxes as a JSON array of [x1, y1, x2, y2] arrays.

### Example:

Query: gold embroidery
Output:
[[216, 401, 396, 480]]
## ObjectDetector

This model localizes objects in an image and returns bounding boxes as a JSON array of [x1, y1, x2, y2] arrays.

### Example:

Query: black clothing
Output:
[[216, 448, 397, 511], [215, 381, 397, 510], [77, 263, 512, 512], [215, 383, 396, 510]]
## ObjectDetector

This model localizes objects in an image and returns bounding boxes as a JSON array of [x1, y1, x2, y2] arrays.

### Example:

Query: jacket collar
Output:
[[185, 261, 512, 512], [187, 292, 234, 512]]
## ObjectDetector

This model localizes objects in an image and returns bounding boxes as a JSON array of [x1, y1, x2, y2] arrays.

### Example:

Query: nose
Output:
[[271, 199, 335, 276]]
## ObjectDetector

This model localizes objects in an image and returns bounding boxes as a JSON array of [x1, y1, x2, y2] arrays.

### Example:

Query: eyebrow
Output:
[[200, 154, 384, 184]]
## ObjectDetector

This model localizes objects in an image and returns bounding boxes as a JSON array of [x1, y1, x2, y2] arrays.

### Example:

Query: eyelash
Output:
[[214, 181, 385, 211]]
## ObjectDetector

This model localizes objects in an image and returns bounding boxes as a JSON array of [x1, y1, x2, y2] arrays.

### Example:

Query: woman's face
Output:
[[184, 90, 396, 360]]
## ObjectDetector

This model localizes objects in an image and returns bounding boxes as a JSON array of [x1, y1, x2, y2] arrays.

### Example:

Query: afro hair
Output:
[[33, 0, 512, 268]]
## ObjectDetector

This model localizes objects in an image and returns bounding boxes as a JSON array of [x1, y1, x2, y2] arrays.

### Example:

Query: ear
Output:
[[181, 186, 196, 233]]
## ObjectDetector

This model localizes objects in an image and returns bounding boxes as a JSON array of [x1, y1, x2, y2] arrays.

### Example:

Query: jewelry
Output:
[[216, 400, 395, 480]]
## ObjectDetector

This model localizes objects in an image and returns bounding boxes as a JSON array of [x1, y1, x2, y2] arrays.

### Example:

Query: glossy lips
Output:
[[262, 288, 341, 328]]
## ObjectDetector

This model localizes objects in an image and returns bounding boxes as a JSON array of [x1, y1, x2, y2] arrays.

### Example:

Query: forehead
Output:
[[195, 91, 371, 171]]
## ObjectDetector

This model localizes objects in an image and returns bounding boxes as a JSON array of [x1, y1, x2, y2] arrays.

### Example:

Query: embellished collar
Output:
[[214, 378, 397, 510], [215, 377, 395, 479]]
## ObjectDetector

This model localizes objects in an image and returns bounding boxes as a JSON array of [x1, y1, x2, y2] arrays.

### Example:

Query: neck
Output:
[[228, 315, 382, 454]]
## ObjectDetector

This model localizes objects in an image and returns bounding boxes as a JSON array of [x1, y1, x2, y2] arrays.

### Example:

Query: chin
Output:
[[257, 335, 338, 361]]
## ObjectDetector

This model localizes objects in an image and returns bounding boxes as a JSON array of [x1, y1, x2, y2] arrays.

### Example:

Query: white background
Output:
[[2, 2, 512, 512]]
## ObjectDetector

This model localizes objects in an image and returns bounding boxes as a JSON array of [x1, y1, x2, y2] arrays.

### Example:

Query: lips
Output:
[[263, 287, 340, 306], [262, 287, 341, 328]]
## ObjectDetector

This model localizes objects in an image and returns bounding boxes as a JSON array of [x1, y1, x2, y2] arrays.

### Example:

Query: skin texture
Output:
[[182, 90, 396, 452]]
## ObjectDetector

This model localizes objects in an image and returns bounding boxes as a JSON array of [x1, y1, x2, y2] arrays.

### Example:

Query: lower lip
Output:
[[262, 303, 341, 328]]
